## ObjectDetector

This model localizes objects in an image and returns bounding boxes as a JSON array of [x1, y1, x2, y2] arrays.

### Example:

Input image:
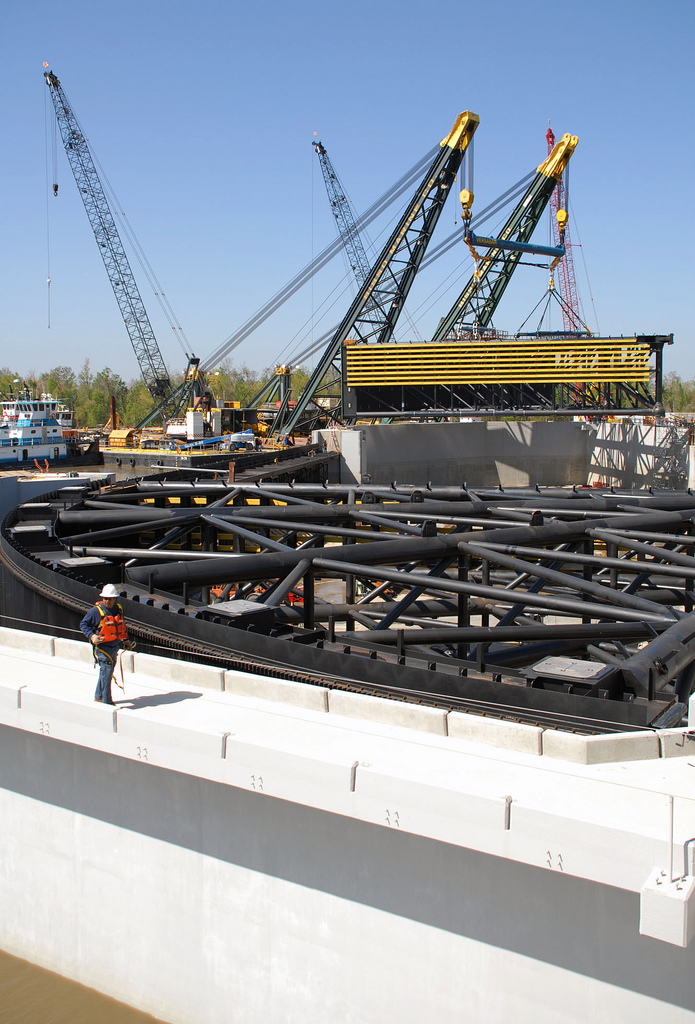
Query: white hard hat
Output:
[[100, 584, 120, 598]]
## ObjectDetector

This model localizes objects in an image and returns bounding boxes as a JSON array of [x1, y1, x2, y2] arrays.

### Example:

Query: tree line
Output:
[[1, 363, 691, 425], [0, 361, 311, 429], [662, 372, 695, 414]]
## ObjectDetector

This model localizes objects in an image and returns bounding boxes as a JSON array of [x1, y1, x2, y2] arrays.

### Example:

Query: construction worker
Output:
[[80, 583, 128, 705]]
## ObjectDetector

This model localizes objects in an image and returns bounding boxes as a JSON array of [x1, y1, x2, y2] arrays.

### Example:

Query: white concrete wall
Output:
[[588, 422, 691, 488], [2, 728, 695, 1024], [1, 630, 695, 1023]]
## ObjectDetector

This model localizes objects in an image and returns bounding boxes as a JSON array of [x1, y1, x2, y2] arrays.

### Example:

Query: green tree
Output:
[[37, 366, 78, 409], [0, 368, 22, 398], [122, 379, 155, 425], [662, 372, 695, 413], [207, 361, 264, 407]]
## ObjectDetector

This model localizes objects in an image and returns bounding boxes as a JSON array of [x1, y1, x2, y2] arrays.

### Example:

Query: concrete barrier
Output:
[[353, 763, 507, 849], [133, 652, 224, 691], [223, 736, 357, 809], [0, 627, 54, 656], [54, 637, 95, 664], [658, 729, 695, 758], [224, 670, 329, 712], [448, 710, 543, 755], [19, 691, 116, 742], [0, 682, 23, 721], [542, 729, 661, 764], [115, 711, 227, 769], [328, 689, 448, 735]]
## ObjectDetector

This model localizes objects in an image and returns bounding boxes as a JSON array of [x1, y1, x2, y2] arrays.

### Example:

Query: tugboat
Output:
[[0, 385, 100, 468]]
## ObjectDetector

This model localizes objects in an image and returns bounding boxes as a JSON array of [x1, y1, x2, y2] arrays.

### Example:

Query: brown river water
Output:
[[0, 949, 163, 1023]]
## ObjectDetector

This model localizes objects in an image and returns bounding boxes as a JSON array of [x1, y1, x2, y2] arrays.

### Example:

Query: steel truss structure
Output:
[[313, 140, 372, 287], [3, 474, 695, 733], [342, 334, 671, 418], [275, 112, 479, 437]]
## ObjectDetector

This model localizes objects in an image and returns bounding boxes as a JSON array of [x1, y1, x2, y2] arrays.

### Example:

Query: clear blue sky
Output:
[[1, 0, 694, 384]]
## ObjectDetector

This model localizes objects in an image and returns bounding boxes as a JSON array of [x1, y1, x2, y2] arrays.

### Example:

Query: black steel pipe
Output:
[[619, 610, 695, 698], [458, 541, 678, 619], [311, 557, 676, 624], [126, 507, 695, 590], [341, 622, 664, 645]]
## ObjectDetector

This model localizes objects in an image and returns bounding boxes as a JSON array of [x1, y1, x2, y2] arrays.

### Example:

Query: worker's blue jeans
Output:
[[95, 644, 119, 704]]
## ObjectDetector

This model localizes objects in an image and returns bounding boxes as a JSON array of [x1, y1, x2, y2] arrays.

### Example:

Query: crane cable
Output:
[[568, 198, 600, 335], [201, 146, 440, 370], [43, 84, 59, 328], [274, 172, 535, 369], [47, 72, 192, 362], [91, 149, 192, 360]]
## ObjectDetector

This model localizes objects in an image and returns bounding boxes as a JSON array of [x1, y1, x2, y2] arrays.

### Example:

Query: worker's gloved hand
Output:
[[90, 635, 99, 645], [122, 640, 136, 651]]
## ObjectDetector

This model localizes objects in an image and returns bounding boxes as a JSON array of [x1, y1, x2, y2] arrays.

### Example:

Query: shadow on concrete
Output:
[[114, 691, 203, 710]]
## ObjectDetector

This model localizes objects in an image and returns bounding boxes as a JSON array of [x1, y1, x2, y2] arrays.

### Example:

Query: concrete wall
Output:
[[1, 630, 694, 1023], [316, 422, 694, 490], [589, 422, 691, 489], [2, 726, 695, 1024], [318, 421, 595, 487], [0, 472, 113, 521]]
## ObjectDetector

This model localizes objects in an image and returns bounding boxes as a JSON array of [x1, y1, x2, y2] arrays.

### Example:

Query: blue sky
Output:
[[1, 0, 694, 383]]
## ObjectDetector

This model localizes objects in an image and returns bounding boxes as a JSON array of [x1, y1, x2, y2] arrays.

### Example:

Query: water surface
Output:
[[0, 948, 163, 1023]]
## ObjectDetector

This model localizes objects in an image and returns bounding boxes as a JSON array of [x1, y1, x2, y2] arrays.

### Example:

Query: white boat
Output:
[[0, 389, 73, 464]]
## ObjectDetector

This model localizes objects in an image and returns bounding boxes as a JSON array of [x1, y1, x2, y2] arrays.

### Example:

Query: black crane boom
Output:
[[44, 69, 173, 403]]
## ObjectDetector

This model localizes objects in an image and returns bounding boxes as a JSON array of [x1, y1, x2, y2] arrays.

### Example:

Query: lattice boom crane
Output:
[[313, 138, 372, 287], [276, 111, 480, 435], [44, 68, 173, 404], [546, 125, 582, 330], [432, 132, 578, 340]]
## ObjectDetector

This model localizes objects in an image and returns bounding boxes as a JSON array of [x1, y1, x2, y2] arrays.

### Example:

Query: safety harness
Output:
[[92, 601, 128, 693]]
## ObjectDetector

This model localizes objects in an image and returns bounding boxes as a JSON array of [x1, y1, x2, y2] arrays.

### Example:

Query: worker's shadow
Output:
[[114, 691, 203, 709]]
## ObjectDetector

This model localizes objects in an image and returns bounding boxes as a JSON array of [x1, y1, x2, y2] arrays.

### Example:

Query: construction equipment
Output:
[[546, 124, 583, 331], [431, 132, 578, 341], [342, 333, 671, 417], [44, 67, 210, 425], [44, 68, 174, 405], [313, 138, 372, 288], [274, 111, 480, 436], [337, 131, 669, 417]]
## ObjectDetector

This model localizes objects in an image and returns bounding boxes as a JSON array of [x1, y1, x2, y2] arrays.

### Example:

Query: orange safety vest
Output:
[[95, 601, 128, 643]]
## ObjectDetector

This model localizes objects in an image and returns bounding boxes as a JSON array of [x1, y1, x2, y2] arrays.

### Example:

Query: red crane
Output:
[[546, 124, 582, 331]]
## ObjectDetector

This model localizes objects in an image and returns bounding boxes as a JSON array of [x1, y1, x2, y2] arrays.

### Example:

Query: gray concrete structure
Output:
[[318, 421, 595, 487], [1, 629, 695, 1022], [316, 421, 692, 490], [0, 470, 114, 519]]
